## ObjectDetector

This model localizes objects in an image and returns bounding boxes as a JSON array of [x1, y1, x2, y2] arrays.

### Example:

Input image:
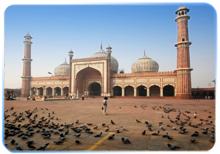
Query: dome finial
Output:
[[100, 42, 103, 49], [65, 57, 66, 63], [144, 50, 146, 56]]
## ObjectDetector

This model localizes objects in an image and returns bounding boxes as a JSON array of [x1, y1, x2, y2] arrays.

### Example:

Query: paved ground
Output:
[[3, 98, 215, 151]]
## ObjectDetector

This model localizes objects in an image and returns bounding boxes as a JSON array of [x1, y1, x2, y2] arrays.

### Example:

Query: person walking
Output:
[[103, 97, 108, 115]]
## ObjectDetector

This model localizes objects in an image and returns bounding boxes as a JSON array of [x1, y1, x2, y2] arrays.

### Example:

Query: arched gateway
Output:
[[75, 67, 102, 96]]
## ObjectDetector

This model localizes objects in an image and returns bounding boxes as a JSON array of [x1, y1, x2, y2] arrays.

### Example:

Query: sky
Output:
[[3, 3, 216, 89]]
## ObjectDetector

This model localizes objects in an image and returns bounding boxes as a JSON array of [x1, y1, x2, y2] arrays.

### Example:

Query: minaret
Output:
[[175, 6, 193, 99], [21, 33, 33, 97], [106, 45, 112, 96]]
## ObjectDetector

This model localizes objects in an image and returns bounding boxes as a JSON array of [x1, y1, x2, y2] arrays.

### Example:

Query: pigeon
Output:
[[116, 128, 120, 133], [15, 143, 22, 150], [136, 119, 141, 123], [60, 137, 65, 141], [190, 139, 196, 143], [105, 127, 109, 132], [167, 135, 173, 140], [111, 120, 115, 125], [76, 120, 79, 124], [172, 127, 177, 130], [87, 123, 92, 126], [191, 131, 199, 137], [54, 141, 63, 144], [167, 115, 170, 119], [122, 137, 131, 144], [65, 129, 69, 135], [162, 115, 164, 118], [11, 139, 15, 144], [108, 134, 115, 140], [134, 105, 137, 108], [37, 143, 49, 150], [194, 113, 197, 118], [152, 130, 160, 135], [167, 143, 180, 150], [74, 134, 81, 137], [75, 140, 80, 144], [27, 144, 36, 149], [94, 132, 102, 137], [162, 133, 168, 138], [43, 134, 51, 139], [142, 130, 146, 135], [159, 121, 163, 125], [93, 125, 98, 129], [121, 126, 128, 131], [102, 123, 106, 127], [26, 140, 34, 145]]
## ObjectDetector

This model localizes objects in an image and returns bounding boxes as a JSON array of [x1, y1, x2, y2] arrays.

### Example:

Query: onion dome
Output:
[[90, 43, 119, 73], [131, 51, 159, 73], [54, 59, 70, 76]]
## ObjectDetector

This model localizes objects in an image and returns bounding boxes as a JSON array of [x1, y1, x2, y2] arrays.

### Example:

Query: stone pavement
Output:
[[3, 98, 215, 151]]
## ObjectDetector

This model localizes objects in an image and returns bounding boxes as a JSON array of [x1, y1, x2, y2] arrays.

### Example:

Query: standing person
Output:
[[82, 95, 84, 100], [103, 97, 108, 115]]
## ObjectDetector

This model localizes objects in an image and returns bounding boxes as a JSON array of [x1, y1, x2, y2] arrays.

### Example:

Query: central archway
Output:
[[76, 67, 102, 96], [89, 82, 101, 96]]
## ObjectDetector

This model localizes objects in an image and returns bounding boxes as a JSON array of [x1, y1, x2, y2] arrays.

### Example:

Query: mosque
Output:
[[21, 6, 193, 99]]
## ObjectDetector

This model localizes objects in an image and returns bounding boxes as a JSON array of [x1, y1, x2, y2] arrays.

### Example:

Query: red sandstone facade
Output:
[[21, 6, 194, 99]]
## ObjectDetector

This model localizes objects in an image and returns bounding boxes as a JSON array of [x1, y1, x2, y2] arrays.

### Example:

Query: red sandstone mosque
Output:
[[21, 6, 195, 99]]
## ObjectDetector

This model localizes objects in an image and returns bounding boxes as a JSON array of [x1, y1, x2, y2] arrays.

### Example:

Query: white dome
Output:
[[131, 52, 159, 73], [54, 59, 70, 76], [91, 44, 119, 73]]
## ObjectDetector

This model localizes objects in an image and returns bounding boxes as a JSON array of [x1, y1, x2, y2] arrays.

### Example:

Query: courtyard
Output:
[[3, 98, 215, 151]]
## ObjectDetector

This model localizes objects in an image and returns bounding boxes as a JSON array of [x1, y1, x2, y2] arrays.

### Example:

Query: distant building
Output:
[[21, 6, 195, 99]]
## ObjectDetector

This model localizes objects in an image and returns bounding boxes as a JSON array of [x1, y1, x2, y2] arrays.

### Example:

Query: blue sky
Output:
[[4, 4, 216, 88]]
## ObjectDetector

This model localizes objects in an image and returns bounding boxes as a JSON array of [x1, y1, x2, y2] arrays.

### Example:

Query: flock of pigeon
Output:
[[4, 103, 215, 151]]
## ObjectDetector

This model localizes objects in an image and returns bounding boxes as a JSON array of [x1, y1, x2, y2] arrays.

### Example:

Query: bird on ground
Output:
[[26, 140, 34, 145], [75, 140, 80, 144], [162, 115, 164, 118], [159, 121, 163, 125], [121, 126, 128, 131], [37, 143, 49, 150], [52, 111, 54, 114], [172, 127, 177, 130], [148, 126, 153, 131], [163, 133, 168, 138], [94, 132, 102, 137], [111, 120, 115, 125], [136, 119, 141, 123], [43, 134, 51, 139], [190, 139, 196, 143], [142, 130, 146, 135], [191, 131, 199, 137], [159, 125, 166, 131], [27, 144, 36, 149], [134, 105, 137, 108], [54, 141, 63, 144], [60, 137, 65, 141], [74, 134, 81, 137], [194, 113, 197, 118], [108, 134, 115, 140], [167, 143, 180, 150], [93, 125, 98, 129], [65, 129, 69, 135], [15, 143, 22, 150], [167, 135, 173, 140], [122, 137, 131, 144], [76, 120, 79, 124], [152, 130, 160, 135], [167, 124, 171, 127], [87, 123, 92, 126], [105, 127, 109, 132], [116, 128, 120, 133], [167, 115, 170, 119], [102, 123, 106, 127], [11, 139, 15, 144]]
